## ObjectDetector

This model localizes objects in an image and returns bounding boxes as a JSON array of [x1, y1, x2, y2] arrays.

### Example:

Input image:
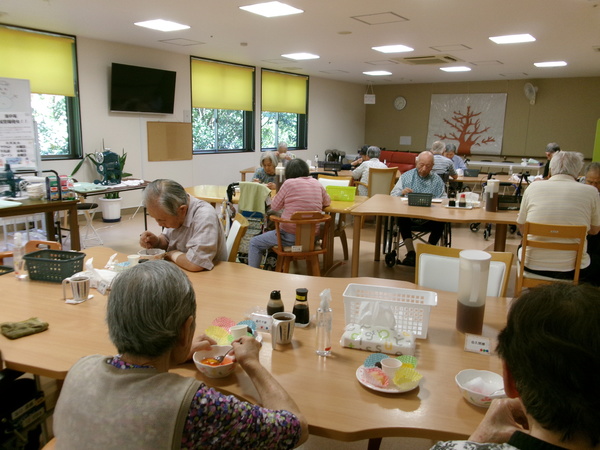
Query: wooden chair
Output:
[[415, 243, 514, 297], [318, 174, 354, 260], [355, 167, 398, 228], [270, 211, 332, 276], [515, 222, 587, 295], [42, 437, 56, 449], [354, 167, 397, 198], [0, 240, 62, 265], [226, 213, 249, 262]]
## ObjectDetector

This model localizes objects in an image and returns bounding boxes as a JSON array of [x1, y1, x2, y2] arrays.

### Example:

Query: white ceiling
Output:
[[2, 0, 600, 85]]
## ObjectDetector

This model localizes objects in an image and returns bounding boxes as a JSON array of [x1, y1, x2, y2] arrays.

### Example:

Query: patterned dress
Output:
[[109, 356, 302, 449]]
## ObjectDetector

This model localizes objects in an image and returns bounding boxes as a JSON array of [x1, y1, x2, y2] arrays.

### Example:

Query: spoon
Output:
[[213, 347, 233, 364], [489, 388, 505, 396]]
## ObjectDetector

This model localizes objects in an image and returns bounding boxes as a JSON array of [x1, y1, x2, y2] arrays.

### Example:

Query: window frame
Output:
[[260, 68, 308, 152], [1, 24, 83, 160], [190, 57, 255, 155]]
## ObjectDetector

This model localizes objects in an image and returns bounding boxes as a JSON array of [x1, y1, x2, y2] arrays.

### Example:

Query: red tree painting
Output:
[[435, 105, 495, 155]]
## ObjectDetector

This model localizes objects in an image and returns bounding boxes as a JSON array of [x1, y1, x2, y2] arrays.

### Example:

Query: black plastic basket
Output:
[[0, 265, 14, 276], [407, 193, 433, 207], [23, 250, 85, 283]]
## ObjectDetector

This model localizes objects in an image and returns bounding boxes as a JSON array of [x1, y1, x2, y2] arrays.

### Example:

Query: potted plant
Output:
[[71, 147, 132, 222]]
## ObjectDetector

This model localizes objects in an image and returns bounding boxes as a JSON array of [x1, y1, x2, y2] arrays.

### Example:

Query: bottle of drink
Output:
[[314, 155, 319, 167], [267, 290, 284, 315], [458, 193, 467, 208], [316, 289, 333, 356], [292, 288, 310, 327], [13, 232, 28, 280]]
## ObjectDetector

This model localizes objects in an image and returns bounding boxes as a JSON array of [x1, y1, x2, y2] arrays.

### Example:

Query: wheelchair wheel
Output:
[[509, 225, 517, 234], [470, 223, 480, 232], [483, 229, 490, 240], [385, 251, 397, 267]]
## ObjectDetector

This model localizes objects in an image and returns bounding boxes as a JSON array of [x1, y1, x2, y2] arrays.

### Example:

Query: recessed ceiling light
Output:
[[240, 1, 303, 17], [489, 34, 536, 44], [363, 71, 392, 76], [372, 44, 414, 54], [282, 52, 319, 60], [134, 19, 190, 32], [534, 61, 567, 67], [440, 66, 472, 72]]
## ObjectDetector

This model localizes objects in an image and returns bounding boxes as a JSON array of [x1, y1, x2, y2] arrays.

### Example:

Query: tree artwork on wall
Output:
[[426, 93, 507, 155]]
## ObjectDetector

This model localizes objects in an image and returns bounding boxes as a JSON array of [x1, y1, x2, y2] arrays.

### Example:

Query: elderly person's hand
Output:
[[231, 336, 262, 366], [401, 187, 413, 196], [139, 231, 159, 249], [266, 182, 276, 190], [186, 334, 218, 360], [469, 398, 529, 443]]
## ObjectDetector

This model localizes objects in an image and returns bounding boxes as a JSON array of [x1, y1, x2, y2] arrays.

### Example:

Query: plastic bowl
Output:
[[455, 369, 506, 408], [138, 248, 166, 260], [193, 345, 236, 378]]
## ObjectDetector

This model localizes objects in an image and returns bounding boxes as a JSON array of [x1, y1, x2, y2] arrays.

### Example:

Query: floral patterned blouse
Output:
[[108, 356, 302, 449]]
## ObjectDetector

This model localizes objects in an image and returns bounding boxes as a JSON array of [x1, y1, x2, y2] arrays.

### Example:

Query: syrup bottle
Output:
[[267, 290, 284, 315]]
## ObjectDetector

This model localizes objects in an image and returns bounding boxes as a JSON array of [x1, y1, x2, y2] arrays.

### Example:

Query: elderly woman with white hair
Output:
[[53, 260, 308, 449], [352, 145, 388, 196], [252, 151, 278, 190], [517, 151, 600, 285], [430, 140, 458, 180]]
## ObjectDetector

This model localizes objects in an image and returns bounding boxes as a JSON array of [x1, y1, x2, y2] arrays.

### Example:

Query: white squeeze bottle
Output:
[[316, 289, 333, 356], [13, 232, 28, 280]]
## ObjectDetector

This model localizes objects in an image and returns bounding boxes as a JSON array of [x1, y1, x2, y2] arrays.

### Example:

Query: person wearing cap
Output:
[[542, 142, 560, 179]]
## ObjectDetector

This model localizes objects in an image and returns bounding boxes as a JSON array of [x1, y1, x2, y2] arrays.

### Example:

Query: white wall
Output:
[[42, 37, 366, 208]]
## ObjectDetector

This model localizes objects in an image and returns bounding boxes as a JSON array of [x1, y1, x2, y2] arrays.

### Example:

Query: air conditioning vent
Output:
[[392, 54, 462, 65]]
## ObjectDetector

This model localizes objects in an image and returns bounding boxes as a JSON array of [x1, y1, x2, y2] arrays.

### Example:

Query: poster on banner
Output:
[[0, 77, 38, 170], [426, 93, 507, 156]]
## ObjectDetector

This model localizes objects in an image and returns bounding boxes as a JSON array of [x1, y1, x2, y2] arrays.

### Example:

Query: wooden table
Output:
[[323, 196, 367, 273], [350, 194, 519, 277], [0, 246, 508, 443], [0, 198, 81, 250], [185, 185, 230, 207]]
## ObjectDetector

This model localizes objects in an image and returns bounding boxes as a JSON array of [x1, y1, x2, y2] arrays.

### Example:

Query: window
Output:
[[191, 58, 255, 153], [261, 69, 308, 150], [0, 25, 82, 159]]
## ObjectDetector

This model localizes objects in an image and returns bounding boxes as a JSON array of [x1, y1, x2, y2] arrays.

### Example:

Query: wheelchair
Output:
[[383, 216, 452, 267]]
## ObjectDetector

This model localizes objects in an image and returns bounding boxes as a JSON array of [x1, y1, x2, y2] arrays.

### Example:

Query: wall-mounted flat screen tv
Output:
[[110, 63, 176, 114]]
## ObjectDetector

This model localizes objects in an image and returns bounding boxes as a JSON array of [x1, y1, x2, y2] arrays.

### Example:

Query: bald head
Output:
[[415, 151, 434, 177]]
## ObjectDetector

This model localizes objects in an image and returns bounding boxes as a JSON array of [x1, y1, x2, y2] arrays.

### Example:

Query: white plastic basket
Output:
[[343, 283, 438, 339]]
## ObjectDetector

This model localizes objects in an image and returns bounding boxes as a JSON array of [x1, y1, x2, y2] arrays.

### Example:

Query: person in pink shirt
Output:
[[248, 159, 331, 268]]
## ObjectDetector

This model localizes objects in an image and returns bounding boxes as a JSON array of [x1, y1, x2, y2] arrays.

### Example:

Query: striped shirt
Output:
[[272, 177, 331, 233]]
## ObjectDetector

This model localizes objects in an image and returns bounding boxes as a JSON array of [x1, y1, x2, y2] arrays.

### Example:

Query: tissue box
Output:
[[340, 323, 416, 356]]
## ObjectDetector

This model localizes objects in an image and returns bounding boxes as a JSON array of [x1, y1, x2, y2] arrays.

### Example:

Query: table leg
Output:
[[323, 212, 336, 273], [351, 216, 362, 277], [374, 216, 382, 261], [68, 205, 81, 250], [368, 437, 382, 450], [494, 224, 508, 252], [44, 212, 56, 241]]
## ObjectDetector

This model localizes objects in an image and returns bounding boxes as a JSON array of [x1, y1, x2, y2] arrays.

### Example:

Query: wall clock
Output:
[[393, 96, 407, 111]]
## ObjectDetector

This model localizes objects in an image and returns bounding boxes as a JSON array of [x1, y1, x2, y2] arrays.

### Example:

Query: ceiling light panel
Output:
[[134, 19, 190, 32], [282, 53, 320, 60], [489, 34, 535, 44], [363, 70, 392, 76], [240, 2, 303, 17], [372, 45, 414, 53], [440, 66, 471, 72], [534, 61, 567, 67]]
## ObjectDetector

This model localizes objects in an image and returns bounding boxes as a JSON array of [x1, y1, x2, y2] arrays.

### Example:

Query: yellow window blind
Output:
[[191, 59, 254, 111], [0, 26, 76, 97], [261, 70, 308, 114]]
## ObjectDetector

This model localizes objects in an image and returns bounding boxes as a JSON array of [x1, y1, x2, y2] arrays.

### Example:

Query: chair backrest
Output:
[[226, 213, 249, 262], [366, 167, 397, 197], [317, 174, 352, 188], [272, 211, 332, 252], [415, 243, 514, 297], [516, 222, 587, 294], [25, 240, 62, 253]]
